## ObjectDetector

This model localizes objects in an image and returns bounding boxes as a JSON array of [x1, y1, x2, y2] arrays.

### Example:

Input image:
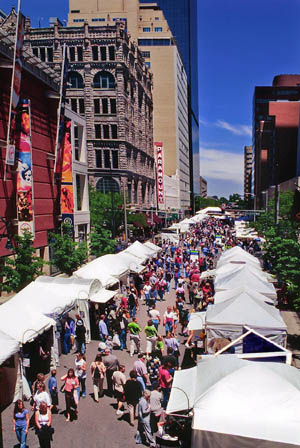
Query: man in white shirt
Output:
[[148, 305, 161, 331], [112, 365, 126, 416]]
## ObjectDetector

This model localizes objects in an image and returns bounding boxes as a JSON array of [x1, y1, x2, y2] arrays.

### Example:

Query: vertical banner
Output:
[[154, 142, 164, 205], [16, 99, 35, 236], [5, 4, 25, 171], [60, 120, 74, 232], [53, 44, 69, 178]]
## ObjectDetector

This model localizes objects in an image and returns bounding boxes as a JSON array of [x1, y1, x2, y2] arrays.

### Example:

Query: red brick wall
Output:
[[0, 64, 59, 256]]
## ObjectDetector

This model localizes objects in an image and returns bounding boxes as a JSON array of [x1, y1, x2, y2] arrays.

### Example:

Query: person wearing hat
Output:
[[75, 316, 86, 354]]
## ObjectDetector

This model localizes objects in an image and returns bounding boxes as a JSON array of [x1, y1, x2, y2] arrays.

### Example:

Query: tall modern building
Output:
[[140, 0, 200, 199], [253, 75, 300, 208], [68, 0, 192, 212]]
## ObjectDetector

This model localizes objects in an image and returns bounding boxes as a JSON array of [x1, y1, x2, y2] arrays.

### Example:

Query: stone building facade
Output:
[[23, 19, 155, 208]]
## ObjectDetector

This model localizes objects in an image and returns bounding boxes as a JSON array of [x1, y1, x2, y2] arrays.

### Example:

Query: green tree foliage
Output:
[[89, 186, 123, 235], [255, 191, 300, 309], [195, 196, 221, 212], [127, 212, 147, 228], [49, 224, 87, 276], [228, 193, 248, 209], [1, 231, 44, 292], [89, 224, 117, 258]]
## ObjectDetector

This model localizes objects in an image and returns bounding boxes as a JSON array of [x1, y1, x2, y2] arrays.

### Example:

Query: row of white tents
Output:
[[0, 240, 161, 366], [167, 246, 300, 447]]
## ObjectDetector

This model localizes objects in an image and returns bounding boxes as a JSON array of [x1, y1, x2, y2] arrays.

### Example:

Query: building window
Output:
[[103, 125, 110, 139], [145, 62, 151, 68], [47, 47, 53, 62], [94, 99, 100, 114], [92, 46, 98, 61], [95, 150, 102, 167], [69, 47, 76, 61], [141, 51, 150, 58], [93, 71, 115, 89], [32, 47, 38, 57], [73, 18, 84, 22], [70, 98, 85, 114], [74, 125, 79, 160], [100, 47, 107, 61], [155, 17, 159, 20], [78, 98, 85, 114], [134, 181, 138, 203], [92, 17, 105, 22], [110, 98, 116, 114], [96, 177, 120, 193], [111, 125, 118, 139], [95, 124, 101, 139], [71, 98, 78, 113], [102, 98, 108, 114], [104, 150, 110, 168], [143, 27, 151, 32], [40, 47, 46, 61], [155, 27, 163, 32], [76, 173, 84, 211], [112, 150, 118, 168], [77, 46, 83, 61], [108, 46, 115, 61], [68, 71, 84, 89], [138, 38, 171, 46]]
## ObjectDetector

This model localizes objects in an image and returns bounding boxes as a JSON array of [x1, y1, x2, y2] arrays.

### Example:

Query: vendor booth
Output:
[[205, 291, 286, 352], [217, 246, 261, 268], [124, 240, 154, 263], [167, 357, 300, 448]]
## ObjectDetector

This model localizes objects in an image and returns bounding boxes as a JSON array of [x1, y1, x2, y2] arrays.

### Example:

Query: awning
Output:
[[90, 289, 118, 304], [188, 312, 206, 331], [0, 330, 20, 365]]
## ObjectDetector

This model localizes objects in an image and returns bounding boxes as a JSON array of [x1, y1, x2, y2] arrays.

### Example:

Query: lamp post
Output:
[[122, 180, 128, 246]]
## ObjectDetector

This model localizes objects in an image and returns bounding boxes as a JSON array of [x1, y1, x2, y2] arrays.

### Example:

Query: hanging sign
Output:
[[155, 142, 164, 205]]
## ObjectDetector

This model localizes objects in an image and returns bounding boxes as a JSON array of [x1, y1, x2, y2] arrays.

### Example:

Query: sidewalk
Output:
[[281, 310, 300, 368]]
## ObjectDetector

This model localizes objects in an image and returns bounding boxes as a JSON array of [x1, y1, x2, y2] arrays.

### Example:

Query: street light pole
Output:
[[123, 181, 128, 245]]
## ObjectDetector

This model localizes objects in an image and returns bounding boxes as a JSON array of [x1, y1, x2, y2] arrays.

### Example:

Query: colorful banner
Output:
[[54, 45, 69, 178], [16, 99, 35, 236], [5, 7, 25, 168], [155, 142, 164, 205], [60, 120, 74, 232]]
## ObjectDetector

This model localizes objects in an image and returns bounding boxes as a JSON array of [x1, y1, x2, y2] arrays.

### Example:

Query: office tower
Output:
[[200, 176, 207, 198], [253, 75, 300, 208], [68, 0, 191, 212], [24, 19, 155, 208], [244, 146, 252, 204]]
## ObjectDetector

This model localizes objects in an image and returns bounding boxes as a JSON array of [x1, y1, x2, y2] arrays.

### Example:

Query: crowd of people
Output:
[[13, 217, 244, 448]]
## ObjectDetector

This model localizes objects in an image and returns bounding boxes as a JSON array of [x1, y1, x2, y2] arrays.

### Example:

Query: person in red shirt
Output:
[[121, 295, 128, 309], [158, 362, 172, 409]]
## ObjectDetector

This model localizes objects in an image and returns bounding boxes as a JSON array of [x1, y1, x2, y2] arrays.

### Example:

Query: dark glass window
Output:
[[69, 47, 76, 61], [79, 98, 85, 114], [111, 125, 118, 139], [138, 38, 170, 46], [103, 125, 110, 139], [100, 47, 107, 61], [74, 125, 79, 160], [110, 98, 116, 114], [95, 124, 101, 139], [102, 98, 108, 114], [92, 46, 98, 61], [40, 47, 46, 61], [95, 150, 102, 168], [32, 47, 38, 57], [77, 46, 83, 61], [68, 72, 84, 89], [141, 51, 150, 58], [94, 99, 100, 114], [93, 71, 115, 89], [112, 151, 118, 168], [104, 150, 110, 168], [108, 46, 115, 60], [47, 47, 53, 62], [71, 98, 77, 113], [76, 174, 82, 210]]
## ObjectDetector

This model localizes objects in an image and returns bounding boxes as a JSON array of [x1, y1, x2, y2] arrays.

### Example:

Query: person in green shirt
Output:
[[128, 317, 142, 357], [144, 320, 158, 357]]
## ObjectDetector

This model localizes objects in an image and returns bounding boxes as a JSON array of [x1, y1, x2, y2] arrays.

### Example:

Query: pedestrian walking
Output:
[[98, 314, 108, 342], [148, 305, 161, 331], [75, 316, 86, 354], [133, 353, 150, 391], [35, 402, 53, 448], [12, 399, 29, 448], [48, 370, 58, 413], [158, 362, 173, 409], [124, 370, 143, 426], [60, 368, 79, 422], [103, 348, 120, 396], [33, 382, 52, 411], [75, 353, 87, 399], [112, 365, 126, 416], [144, 319, 158, 356], [128, 317, 142, 357], [163, 307, 174, 336], [90, 354, 106, 402], [136, 390, 156, 447]]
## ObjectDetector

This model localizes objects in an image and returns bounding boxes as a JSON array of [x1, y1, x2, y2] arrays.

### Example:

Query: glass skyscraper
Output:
[[140, 0, 200, 199]]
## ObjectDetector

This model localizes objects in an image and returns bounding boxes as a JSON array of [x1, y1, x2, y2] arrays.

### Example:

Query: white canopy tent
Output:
[[192, 213, 209, 223], [160, 232, 180, 244], [215, 264, 277, 299], [187, 311, 206, 331], [90, 288, 118, 304], [196, 207, 222, 215], [167, 357, 300, 448], [144, 241, 162, 254], [116, 252, 145, 274], [216, 262, 274, 282], [217, 246, 261, 268], [124, 240, 153, 263], [206, 291, 286, 351], [0, 330, 20, 365], [74, 254, 129, 287], [214, 286, 274, 305]]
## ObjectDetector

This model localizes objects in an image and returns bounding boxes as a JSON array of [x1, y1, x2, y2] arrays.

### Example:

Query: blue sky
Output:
[[3, 0, 300, 197]]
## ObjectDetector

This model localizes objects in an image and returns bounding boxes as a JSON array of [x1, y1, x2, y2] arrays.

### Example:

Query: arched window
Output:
[[96, 177, 120, 194], [68, 71, 84, 89], [93, 71, 115, 89]]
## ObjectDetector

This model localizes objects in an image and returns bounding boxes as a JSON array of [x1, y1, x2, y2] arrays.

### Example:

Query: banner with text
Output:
[[155, 141, 164, 205], [60, 120, 74, 233], [6, 10, 25, 167], [16, 99, 35, 236]]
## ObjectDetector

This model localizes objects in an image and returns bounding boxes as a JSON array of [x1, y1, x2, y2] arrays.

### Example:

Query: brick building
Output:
[[0, 20, 90, 262], [253, 75, 300, 208], [243, 145, 252, 203], [23, 16, 155, 208]]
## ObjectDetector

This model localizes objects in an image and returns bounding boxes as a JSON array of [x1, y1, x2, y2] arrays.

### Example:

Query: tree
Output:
[[1, 231, 44, 292], [89, 224, 117, 258], [49, 224, 87, 276], [195, 196, 221, 212], [89, 186, 124, 235]]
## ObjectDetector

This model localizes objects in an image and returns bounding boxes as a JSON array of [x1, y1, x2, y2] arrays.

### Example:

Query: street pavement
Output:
[[2, 279, 186, 448]]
